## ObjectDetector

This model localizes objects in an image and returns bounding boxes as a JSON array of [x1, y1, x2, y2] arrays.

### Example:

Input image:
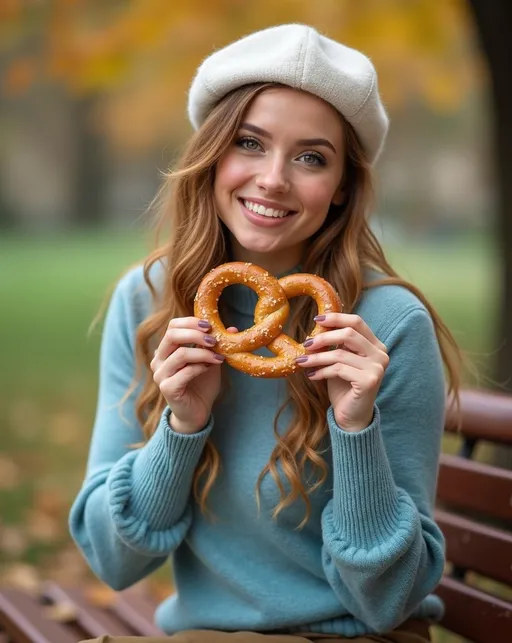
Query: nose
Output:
[[255, 156, 290, 193]]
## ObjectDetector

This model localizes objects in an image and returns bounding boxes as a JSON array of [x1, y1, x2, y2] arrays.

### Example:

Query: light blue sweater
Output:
[[69, 262, 447, 637]]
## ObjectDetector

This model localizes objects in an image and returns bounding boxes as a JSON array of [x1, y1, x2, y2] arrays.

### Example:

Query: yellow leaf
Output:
[[42, 602, 77, 623], [2, 58, 37, 95], [0, 525, 29, 557], [0, 455, 22, 490], [84, 584, 117, 608], [0, 563, 41, 595]]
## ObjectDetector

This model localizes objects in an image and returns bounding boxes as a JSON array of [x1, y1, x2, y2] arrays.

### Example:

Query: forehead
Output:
[[243, 87, 344, 142]]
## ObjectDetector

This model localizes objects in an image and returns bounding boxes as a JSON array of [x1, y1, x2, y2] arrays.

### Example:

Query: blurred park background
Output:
[[1, 1, 511, 640]]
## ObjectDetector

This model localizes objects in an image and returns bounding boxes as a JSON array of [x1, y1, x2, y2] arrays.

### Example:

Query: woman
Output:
[[70, 24, 460, 643]]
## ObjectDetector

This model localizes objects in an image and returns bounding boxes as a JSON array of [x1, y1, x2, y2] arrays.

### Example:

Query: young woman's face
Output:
[[214, 87, 345, 272]]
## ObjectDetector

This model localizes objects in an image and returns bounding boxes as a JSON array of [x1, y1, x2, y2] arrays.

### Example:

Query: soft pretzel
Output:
[[194, 262, 342, 377]]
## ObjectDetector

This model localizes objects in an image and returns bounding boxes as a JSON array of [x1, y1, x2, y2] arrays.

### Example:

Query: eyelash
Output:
[[235, 136, 326, 167]]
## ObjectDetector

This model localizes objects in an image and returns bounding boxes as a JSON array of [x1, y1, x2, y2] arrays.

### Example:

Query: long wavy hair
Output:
[[119, 83, 461, 528]]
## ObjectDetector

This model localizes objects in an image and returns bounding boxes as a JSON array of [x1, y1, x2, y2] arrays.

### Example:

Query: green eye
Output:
[[236, 136, 261, 151], [300, 153, 326, 166]]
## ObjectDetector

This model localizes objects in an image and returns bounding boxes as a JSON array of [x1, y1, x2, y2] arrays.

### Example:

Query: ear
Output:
[[331, 183, 345, 207]]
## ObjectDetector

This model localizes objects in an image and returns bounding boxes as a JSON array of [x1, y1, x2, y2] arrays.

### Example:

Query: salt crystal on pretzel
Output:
[[194, 262, 342, 378]]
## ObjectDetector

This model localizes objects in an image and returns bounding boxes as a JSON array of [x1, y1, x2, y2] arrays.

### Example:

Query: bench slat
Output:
[[436, 509, 512, 585], [436, 576, 512, 643], [42, 582, 135, 638], [437, 453, 512, 521], [114, 589, 165, 636], [0, 589, 78, 643], [446, 389, 512, 445]]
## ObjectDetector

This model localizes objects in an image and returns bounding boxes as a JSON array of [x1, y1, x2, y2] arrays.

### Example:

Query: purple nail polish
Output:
[[303, 338, 314, 348], [314, 315, 326, 322], [295, 356, 308, 363], [198, 320, 211, 329], [306, 369, 317, 377], [204, 335, 217, 345], [213, 353, 225, 361]]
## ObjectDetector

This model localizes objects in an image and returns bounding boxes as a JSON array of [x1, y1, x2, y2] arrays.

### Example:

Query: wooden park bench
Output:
[[0, 388, 511, 643]]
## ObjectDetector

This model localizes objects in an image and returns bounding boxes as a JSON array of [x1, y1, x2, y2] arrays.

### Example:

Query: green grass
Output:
[[386, 233, 499, 357], [0, 228, 501, 591], [0, 230, 150, 400]]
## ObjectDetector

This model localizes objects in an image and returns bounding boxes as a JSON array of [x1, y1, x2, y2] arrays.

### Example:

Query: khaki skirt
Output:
[[81, 618, 431, 643]]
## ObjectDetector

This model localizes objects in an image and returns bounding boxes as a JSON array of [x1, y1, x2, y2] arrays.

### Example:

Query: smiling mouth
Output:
[[239, 199, 297, 219]]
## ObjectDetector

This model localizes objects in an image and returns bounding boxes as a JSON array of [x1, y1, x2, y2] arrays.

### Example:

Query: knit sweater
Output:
[[69, 262, 447, 637]]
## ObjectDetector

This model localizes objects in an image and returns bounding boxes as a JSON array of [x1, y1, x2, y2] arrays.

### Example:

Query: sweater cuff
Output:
[[327, 405, 403, 547], [110, 408, 213, 532]]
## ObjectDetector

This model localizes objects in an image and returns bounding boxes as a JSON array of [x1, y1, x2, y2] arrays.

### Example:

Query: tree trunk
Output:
[[71, 95, 107, 226], [467, 0, 512, 392]]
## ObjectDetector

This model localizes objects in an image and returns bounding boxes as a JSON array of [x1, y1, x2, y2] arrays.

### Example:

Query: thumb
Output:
[[226, 327, 239, 333]]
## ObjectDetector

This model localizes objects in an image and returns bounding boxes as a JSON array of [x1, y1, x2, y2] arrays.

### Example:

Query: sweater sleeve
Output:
[[69, 270, 213, 591], [321, 307, 446, 633]]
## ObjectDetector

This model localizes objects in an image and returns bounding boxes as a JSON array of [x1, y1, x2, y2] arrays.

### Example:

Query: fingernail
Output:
[[204, 335, 217, 345], [306, 369, 317, 377], [303, 338, 314, 348], [295, 356, 308, 363], [314, 315, 326, 322], [213, 353, 225, 361], [198, 320, 211, 329]]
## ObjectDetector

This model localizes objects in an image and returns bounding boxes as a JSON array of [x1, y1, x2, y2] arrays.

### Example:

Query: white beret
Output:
[[187, 24, 389, 164]]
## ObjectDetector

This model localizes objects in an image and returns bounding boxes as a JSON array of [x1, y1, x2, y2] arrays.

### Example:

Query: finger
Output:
[[296, 348, 367, 370], [160, 363, 215, 398], [305, 326, 378, 358], [226, 327, 239, 333], [314, 313, 386, 351], [153, 346, 224, 383], [153, 326, 217, 365], [168, 316, 212, 330], [306, 362, 383, 389]]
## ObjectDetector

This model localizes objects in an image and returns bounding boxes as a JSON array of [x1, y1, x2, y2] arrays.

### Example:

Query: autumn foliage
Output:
[[1, 0, 483, 151]]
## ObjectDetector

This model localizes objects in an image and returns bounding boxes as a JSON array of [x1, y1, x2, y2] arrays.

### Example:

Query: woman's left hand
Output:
[[295, 313, 389, 432]]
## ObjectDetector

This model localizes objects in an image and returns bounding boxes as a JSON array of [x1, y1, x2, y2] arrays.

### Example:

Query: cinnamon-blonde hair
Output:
[[121, 83, 461, 528]]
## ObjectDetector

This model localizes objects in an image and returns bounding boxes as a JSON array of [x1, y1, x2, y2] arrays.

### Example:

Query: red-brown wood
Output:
[[437, 453, 512, 521], [0, 589, 79, 643], [436, 576, 512, 643], [435, 509, 512, 585], [446, 389, 512, 445], [42, 582, 135, 637], [114, 588, 165, 636]]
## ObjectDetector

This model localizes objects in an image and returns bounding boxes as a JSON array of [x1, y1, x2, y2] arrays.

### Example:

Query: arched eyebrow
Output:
[[240, 122, 337, 154]]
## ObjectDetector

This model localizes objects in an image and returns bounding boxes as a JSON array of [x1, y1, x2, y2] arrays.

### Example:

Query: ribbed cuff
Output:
[[113, 407, 213, 531], [327, 405, 403, 547]]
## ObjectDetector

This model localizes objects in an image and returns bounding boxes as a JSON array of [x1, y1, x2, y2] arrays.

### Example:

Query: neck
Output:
[[229, 239, 304, 276]]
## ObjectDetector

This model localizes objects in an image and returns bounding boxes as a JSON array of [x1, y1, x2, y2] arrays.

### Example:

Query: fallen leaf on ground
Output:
[[0, 563, 41, 595], [0, 455, 22, 490], [47, 410, 85, 445], [84, 583, 117, 608], [0, 525, 30, 557], [25, 509, 62, 543], [8, 398, 41, 441], [42, 601, 77, 623]]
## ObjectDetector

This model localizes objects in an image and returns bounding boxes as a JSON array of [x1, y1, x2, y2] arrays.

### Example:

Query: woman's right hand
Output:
[[150, 317, 236, 434]]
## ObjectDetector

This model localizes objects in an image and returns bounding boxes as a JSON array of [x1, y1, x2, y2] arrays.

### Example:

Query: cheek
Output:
[[301, 177, 339, 214], [215, 155, 251, 195]]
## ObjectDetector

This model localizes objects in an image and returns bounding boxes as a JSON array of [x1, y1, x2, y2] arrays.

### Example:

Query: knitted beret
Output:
[[187, 24, 389, 164]]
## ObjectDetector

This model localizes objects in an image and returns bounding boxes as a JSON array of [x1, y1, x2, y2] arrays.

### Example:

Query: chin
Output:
[[236, 235, 282, 255]]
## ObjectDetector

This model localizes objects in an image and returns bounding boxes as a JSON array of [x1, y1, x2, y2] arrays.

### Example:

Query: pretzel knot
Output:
[[194, 262, 342, 378]]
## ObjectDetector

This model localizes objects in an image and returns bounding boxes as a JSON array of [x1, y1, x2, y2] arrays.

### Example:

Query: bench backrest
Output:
[[435, 389, 512, 643]]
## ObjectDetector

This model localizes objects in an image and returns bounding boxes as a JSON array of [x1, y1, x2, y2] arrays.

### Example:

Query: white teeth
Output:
[[243, 200, 290, 218]]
